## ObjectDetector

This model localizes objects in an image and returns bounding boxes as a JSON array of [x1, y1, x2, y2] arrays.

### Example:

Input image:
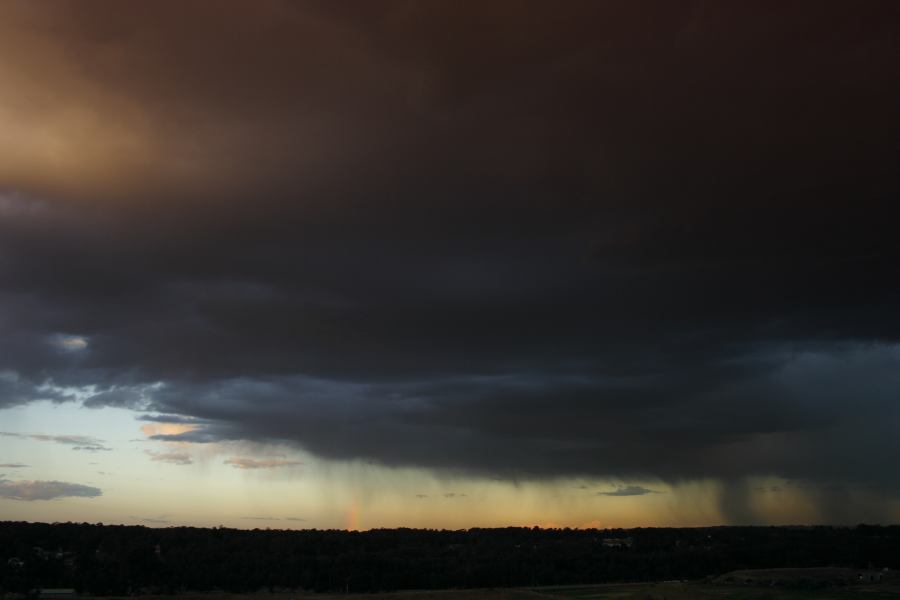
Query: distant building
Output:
[[858, 571, 883, 583]]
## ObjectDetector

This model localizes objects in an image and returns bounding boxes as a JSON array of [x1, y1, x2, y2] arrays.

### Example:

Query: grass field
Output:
[[100, 576, 900, 600], [533, 580, 900, 600]]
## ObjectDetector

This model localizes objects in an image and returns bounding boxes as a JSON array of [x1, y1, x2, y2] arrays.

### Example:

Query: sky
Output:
[[1, 1, 899, 529]]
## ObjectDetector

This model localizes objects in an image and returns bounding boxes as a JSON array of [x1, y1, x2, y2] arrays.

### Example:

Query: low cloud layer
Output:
[[241, 516, 305, 522], [224, 457, 303, 470], [1, 2, 899, 523], [1, 432, 110, 452], [145, 450, 193, 465], [598, 486, 660, 497], [0, 477, 102, 501]]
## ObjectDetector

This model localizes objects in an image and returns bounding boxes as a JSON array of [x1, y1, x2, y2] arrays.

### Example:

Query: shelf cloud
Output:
[[1, 1, 899, 523]]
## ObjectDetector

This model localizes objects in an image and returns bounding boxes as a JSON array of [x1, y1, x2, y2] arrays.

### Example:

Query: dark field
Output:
[[536, 579, 900, 599], [3, 523, 899, 596], [96, 579, 900, 600]]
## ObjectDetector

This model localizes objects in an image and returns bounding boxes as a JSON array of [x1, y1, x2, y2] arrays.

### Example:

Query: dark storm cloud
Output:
[[1, 0, 900, 518]]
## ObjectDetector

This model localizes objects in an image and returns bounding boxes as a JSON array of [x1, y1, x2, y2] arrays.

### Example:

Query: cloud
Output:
[[145, 450, 193, 465], [0, 463, 28, 468], [597, 485, 661, 497], [33, 434, 109, 452], [48, 334, 89, 353], [0, 477, 102, 501], [1, 432, 110, 452], [148, 431, 219, 444], [80, 383, 161, 409], [137, 414, 207, 425], [0, 2, 899, 524], [224, 457, 302, 470]]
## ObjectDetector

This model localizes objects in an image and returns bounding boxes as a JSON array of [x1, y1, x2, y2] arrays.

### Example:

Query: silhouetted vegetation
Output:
[[1, 522, 898, 595]]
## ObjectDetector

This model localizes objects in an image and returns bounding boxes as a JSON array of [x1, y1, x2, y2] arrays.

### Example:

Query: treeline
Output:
[[1, 522, 898, 595]]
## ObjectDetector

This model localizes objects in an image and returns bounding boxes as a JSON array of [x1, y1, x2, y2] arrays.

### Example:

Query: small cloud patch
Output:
[[137, 414, 207, 425], [0, 477, 101, 501], [49, 334, 89, 353], [597, 485, 661, 497], [224, 457, 302, 469], [149, 431, 218, 444], [33, 434, 109, 451], [0, 463, 28, 468], [140, 421, 201, 439], [1, 432, 110, 452], [145, 450, 193, 465]]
